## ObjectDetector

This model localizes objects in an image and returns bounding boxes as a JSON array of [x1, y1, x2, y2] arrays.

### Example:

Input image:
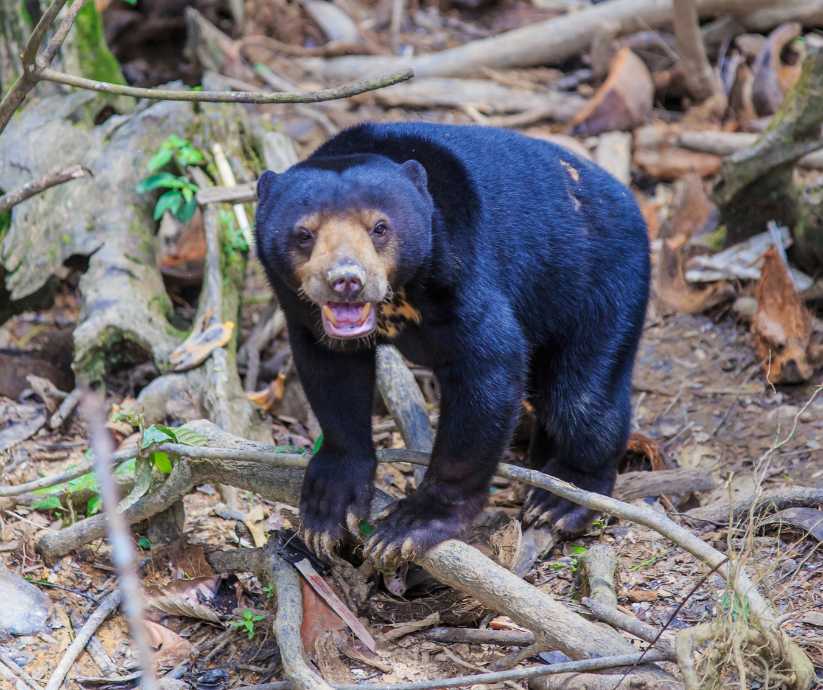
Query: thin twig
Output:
[[235, 650, 671, 690], [45, 589, 121, 690], [38, 67, 413, 104], [0, 652, 42, 690], [0, 165, 91, 214], [581, 598, 674, 656], [82, 394, 159, 690]]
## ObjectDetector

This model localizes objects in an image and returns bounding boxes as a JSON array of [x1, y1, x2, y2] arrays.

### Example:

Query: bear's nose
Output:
[[327, 263, 365, 300]]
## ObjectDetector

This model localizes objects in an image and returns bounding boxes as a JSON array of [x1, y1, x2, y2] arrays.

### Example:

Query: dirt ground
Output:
[[1, 275, 821, 687]]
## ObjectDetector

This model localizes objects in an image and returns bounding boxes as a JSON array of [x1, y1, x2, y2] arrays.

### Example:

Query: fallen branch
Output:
[[0, 164, 91, 214], [0, 651, 42, 690], [686, 487, 823, 525], [582, 597, 676, 657], [300, 0, 774, 80], [44, 589, 122, 690], [425, 627, 534, 646], [235, 650, 672, 690], [581, 544, 618, 610], [82, 394, 158, 690]]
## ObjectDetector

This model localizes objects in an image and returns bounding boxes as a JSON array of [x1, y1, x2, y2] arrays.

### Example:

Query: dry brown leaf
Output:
[[300, 578, 346, 656], [655, 174, 735, 314], [753, 248, 814, 384], [570, 48, 653, 137], [634, 146, 721, 180], [169, 317, 234, 372], [314, 629, 354, 682], [624, 588, 658, 603], [144, 576, 222, 624], [621, 432, 670, 473], [145, 619, 194, 670]]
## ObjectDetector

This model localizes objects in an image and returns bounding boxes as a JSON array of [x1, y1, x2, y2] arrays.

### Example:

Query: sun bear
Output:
[[255, 122, 650, 565]]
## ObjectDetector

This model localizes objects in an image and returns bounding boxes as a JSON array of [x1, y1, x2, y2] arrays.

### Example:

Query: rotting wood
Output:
[[713, 47, 823, 255], [580, 544, 618, 610]]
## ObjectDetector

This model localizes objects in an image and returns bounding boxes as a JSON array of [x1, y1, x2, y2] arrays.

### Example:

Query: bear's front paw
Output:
[[520, 462, 615, 536], [363, 486, 486, 569], [300, 452, 375, 560]]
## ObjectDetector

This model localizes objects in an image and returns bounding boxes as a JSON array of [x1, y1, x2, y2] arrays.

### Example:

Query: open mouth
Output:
[[321, 302, 377, 339]]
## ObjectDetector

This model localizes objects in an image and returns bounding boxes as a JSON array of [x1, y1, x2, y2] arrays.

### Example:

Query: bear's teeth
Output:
[[359, 303, 372, 322], [322, 304, 338, 325]]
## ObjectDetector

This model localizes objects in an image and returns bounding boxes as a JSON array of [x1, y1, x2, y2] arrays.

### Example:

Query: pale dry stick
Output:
[[581, 543, 619, 610], [44, 590, 121, 690], [0, 165, 91, 214], [212, 143, 253, 252], [581, 598, 675, 657], [235, 650, 672, 690], [0, 659, 32, 690], [0, 653, 42, 690], [49, 387, 83, 430], [82, 395, 159, 690]]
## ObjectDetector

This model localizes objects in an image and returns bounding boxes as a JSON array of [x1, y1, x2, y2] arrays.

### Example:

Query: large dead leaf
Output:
[[570, 48, 653, 137], [752, 247, 814, 384], [145, 577, 223, 624], [145, 620, 194, 670], [168, 314, 234, 371], [300, 578, 346, 655], [655, 174, 735, 314]]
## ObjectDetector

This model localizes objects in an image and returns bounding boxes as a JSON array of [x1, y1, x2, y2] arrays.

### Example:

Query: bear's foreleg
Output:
[[365, 334, 526, 567], [289, 323, 378, 557]]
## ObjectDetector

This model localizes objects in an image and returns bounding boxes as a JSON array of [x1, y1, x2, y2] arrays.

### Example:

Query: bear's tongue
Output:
[[321, 302, 376, 339]]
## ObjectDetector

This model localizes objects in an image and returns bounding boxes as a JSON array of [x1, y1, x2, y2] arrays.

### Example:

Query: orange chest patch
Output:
[[377, 290, 422, 338]]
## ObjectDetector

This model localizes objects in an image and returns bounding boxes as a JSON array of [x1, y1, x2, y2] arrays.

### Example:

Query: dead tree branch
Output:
[[0, 0, 411, 137], [44, 590, 121, 690], [0, 164, 90, 214]]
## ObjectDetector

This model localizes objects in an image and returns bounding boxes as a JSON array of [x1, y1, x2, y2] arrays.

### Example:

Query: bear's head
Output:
[[255, 154, 434, 340]]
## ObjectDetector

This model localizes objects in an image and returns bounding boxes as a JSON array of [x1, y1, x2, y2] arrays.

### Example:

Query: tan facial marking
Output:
[[292, 209, 397, 305]]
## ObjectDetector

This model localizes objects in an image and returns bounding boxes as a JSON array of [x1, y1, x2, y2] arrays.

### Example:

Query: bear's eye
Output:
[[370, 220, 389, 238], [295, 226, 315, 248]]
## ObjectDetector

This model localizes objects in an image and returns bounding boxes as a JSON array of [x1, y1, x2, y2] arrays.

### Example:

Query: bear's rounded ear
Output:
[[400, 159, 428, 194], [256, 170, 278, 206]]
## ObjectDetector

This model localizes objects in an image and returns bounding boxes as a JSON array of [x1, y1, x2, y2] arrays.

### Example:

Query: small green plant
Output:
[[219, 209, 249, 254], [231, 609, 266, 640], [629, 551, 665, 572], [139, 423, 209, 474], [262, 584, 274, 599], [137, 135, 206, 223], [549, 544, 587, 573]]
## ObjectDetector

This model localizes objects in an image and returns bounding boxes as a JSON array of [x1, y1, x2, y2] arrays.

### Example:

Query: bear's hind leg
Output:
[[521, 359, 631, 536]]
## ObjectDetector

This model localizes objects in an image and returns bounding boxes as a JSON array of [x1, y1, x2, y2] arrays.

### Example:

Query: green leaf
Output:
[[569, 545, 588, 556], [176, 146, 205, 166], [137, 536, 152, 550], [312, 433, 324, 455], [147, 147, 174, 172], [181, 186, 193, 203], [32, 496, 63, 512], [141, 424, 177, 449], [173, 428, 208, 446], [136, 172, 180, 193], [358, 519, 375, 538], [86, 494, 102, 516], [153, 190, 183, 220], [165, 134, 187, 149], [176, 195, 197, 223], [151, 451, 173, 474]]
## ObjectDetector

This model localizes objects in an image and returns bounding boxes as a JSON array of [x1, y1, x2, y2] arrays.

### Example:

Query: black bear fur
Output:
[[255, 122, 650, 564]]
